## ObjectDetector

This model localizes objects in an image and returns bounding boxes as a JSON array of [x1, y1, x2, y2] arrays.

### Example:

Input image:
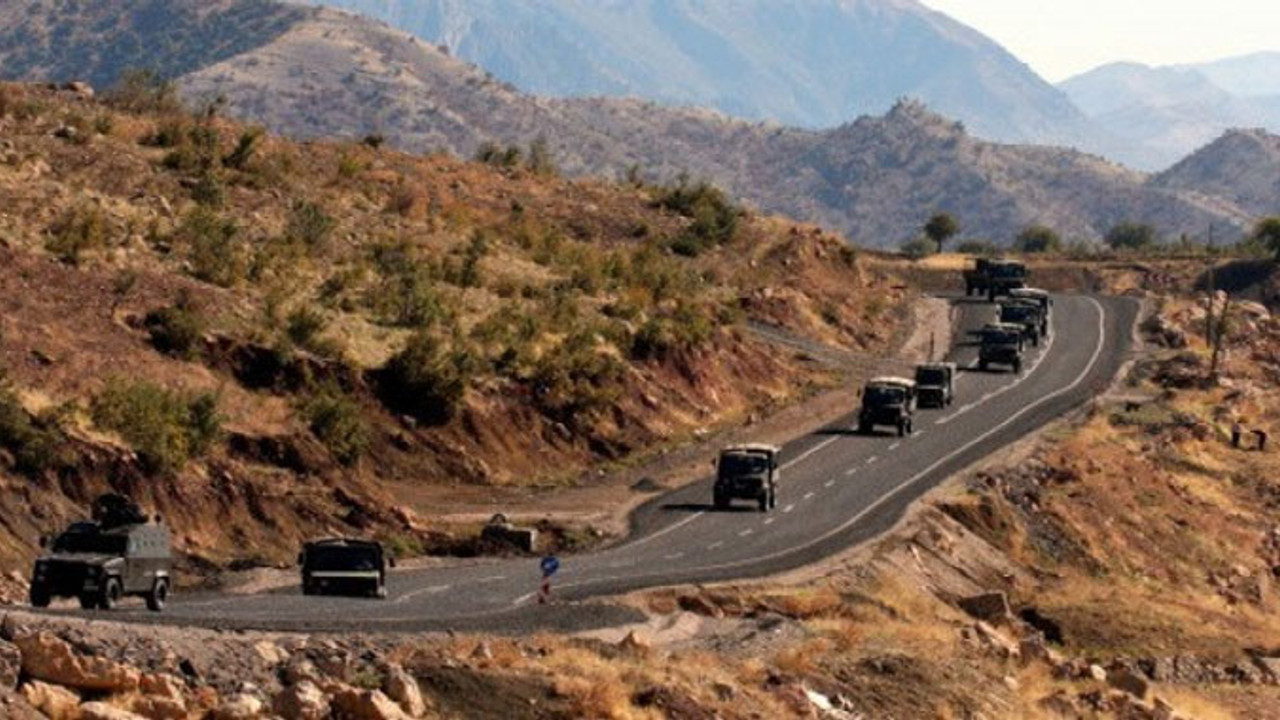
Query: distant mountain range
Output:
[[304, 0, 1104, 150], [0, 0, 1273, 246], [1059, 55, 1280, 170]]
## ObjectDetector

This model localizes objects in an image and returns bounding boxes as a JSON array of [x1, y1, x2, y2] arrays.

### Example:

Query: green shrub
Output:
[[286, 306, 327, 349], [222, 127, 264, 170], [145, 295, 206, 360], [379, 332, 474, 424], [46, 204, 108, 264], [655, 176, 741, 253], [532, 332, 623, 422], [104, 69, 182, 115], [286, 200, 335, 249], [0, 373, 67, 477], [91, 381, 222, 475], [1014, 225, 1062, 254], [304, 388, 369, 466], [631, 303, 716, 361], [190, 170, 225, 207], [1106, 222, 1158, 251], [175, 208, 243, 287], [900, 236, 935, 260]]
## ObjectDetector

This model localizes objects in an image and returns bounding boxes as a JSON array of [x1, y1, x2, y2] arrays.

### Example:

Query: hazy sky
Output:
[[921, 0, 1280, 81]]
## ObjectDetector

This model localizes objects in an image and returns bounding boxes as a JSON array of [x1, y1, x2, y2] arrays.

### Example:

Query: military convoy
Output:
[[713, 444, 780, 512], [29, 495, 173, 612], [914, 363, 956, 408]]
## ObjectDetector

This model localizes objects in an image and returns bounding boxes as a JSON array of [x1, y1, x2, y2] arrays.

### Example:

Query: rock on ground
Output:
[[15, 632, 141, 693], [21, 680, 80, 720]]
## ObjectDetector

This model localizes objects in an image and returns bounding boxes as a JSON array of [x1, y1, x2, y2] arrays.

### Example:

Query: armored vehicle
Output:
[[914, 362, 957, 409], [713, 444, 780, 512], [1008, 288, 1052, 329], [998, 300, 1046, 347], [979, 323, 1026, 373], [29, 494, 172, 612], [857, 377, 917, 436], [299, 538, 393, 599], [964, 259, 1027, 301]]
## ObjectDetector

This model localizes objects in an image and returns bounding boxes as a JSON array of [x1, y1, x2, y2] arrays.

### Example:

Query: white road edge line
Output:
[[551, 297, 1109, 597]]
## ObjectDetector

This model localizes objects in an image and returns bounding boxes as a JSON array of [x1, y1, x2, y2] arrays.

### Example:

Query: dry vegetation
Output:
[[0, 82, 907, 576]]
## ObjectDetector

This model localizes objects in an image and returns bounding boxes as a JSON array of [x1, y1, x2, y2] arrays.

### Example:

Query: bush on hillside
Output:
[[0, 373, 67, 477], [145, 294, 206, 360], [532, 331, 624, 423], [286, 200, 336, 250], [1014, 225, 1062, 254], [304, 388, 369, 467], [174, 208, 243, 287], [91, 381, 222, 475], [104, 69, 182, 115], [655, 176, 741, 255], [900, 236, 935, 260], [378, 332, 475, 424], [46, 204, 108, 265], [1106, 222, 1158, 251]]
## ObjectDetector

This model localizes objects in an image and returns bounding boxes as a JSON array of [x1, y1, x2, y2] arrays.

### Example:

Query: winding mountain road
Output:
[[90, 294, 1140, 633]]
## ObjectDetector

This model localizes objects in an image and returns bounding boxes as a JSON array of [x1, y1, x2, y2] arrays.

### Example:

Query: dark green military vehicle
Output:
[[964, 259, 1028, 301], [914, 362, 957, 409], [857, 377, 918, 436], [998, 300, 1046, 347], [978, 323, 1026, 373], [300, 538, 393, 599], [29, 495, 173, 612], [713, 444, 780, 512]]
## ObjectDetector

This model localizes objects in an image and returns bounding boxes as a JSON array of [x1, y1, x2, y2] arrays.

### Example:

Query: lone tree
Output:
[[1014, 225, 1061, 254], [1105, 222, 1157, 251], [924, 213, 960, 254], [1252, 217, 1280, 260]]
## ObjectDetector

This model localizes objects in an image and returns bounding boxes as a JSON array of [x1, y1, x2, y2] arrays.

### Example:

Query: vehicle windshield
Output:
[[1000, 306, 1035, 322], [915, 368, 948, 386], [984, 330, 1020, 345], [720, 453, 770, 476], [305, 546, 380, 571], [52, 532, 126, 555], [864, 386, 906, 405]]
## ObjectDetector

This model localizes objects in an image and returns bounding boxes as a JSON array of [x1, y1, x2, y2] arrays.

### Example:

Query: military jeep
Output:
[[299, 538, 393, 599], [713, 444, 780, 512], [979, 323, 1026, 373], [998, 300, 1046, 347], [914, 362, 957, 409], [857, 377, 917, 436], [1008, 288, 1052, 332], [29, 494, 173, 612]]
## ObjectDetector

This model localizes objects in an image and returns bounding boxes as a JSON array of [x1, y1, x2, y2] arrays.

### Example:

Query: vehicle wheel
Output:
[[769, 491, 778, 509], [100, 578, 123, 611], [906, 419, 914, 435], [77, 594, 97, 610], [979, 360, 988, 372], [146, 578, 169, 612], [29, 586, 50, 608], [758, 494, 769, 513], [1013, 359, 1023, 374], [713, 491, 729, 510]]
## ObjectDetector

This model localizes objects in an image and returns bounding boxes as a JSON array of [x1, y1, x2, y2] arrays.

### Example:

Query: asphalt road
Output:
[[75, 294, 1139, 633]]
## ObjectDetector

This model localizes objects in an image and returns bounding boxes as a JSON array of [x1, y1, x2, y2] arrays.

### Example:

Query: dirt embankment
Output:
[[0, 83, 912, 576]]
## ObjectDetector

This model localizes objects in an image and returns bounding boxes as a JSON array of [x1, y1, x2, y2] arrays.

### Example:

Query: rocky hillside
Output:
[[305, 0, 1101, 148], [0, 0, 1266, 246], [0, 82, 907, 576], [1150, 128, 1280, 218]]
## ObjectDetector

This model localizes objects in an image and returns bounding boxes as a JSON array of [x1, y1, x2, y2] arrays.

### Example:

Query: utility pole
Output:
[[1204, 224, 1216, 346]]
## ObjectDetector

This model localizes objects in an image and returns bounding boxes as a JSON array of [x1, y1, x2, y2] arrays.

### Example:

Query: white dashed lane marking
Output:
[[739, 529, 754, 538]]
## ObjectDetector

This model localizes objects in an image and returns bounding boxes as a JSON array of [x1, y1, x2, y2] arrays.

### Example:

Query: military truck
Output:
[[914, 362, 957, 409], [299, 538, 393, 599], [998, 300, 1046, 347], [1008, 288, 1052, 332], [964, 259, 1028, 301], [857, 377, 917, 436], [979, 323, 1026, 373], [29, 494, 172, 612], [713, 444, 780, 512]]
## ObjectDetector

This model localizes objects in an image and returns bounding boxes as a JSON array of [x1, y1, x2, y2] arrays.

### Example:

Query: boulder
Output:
[[80, 702, 148, 720], [282, 657, 322, 686], [253, 640, 288, 666], [382, 665, 426, 718], [331, 687, 412, 720], [212, 693, 265, 720], [972, 622, 1020, 660], [129, 696, 187, 720], [617, 630, 652, 656], [274, 680, 330, 720], [16, 632, 141, 693], [21, 680, 80, 720], [0, 638, 20, 690], [1109, 667, 1151, 701], [957, 591, 1011, 622], [138, 673, 186, 704], [1018, 634, 1064, 667]]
